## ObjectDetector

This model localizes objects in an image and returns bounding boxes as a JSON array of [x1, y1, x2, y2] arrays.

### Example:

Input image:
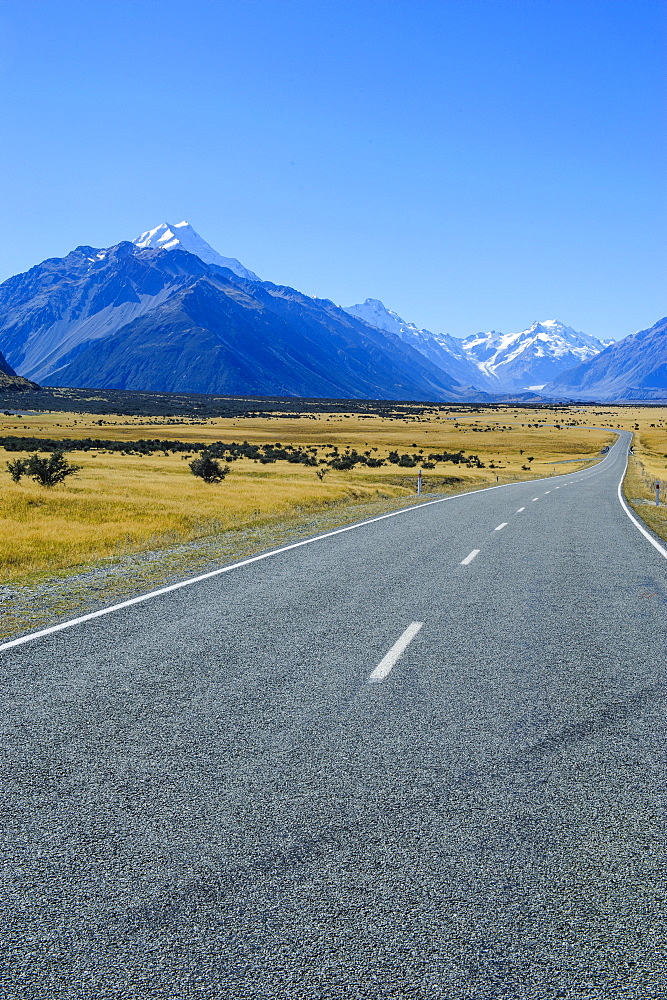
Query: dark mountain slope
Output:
[[41, 267, 477, 399], [0, 350, 15, 377]]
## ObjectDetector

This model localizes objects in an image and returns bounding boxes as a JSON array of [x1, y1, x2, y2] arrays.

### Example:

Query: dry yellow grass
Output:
[[618, 407, 667, 539], [0, 404, 621, 583], [0, 454, 414, 580]]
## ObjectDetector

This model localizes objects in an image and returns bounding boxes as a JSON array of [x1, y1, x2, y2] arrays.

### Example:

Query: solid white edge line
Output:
[[368, 622, 424, 683], [461, 549, 480, 565], [616, 453, 667, 561], [0, 442, 623, 653], [495, 523, 508, 531]]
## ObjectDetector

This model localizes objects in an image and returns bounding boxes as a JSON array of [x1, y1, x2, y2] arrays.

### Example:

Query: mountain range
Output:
[[344, 300, 612, 392], [343, 298, 486, 389], [0, 220, 662, 402]]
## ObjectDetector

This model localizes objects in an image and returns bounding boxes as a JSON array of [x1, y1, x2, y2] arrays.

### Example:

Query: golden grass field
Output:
[[0, 402, 664, 585]]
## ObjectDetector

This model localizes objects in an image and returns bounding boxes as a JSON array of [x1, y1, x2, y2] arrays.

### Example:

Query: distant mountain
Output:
[[344, 299, 485, 389], [0, 238, 482, 401], [133, 221, 260, 282], [344, 305, 611, 391], [461, 320, 612, 391], [544, 316, 667, 400]]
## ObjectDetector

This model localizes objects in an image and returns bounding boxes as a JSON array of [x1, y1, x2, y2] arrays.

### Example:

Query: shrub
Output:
[[189, 453, 229, 483], [19, 451, 82, 487], [427, 450, 465, 464], [7, 458, 27, 482]]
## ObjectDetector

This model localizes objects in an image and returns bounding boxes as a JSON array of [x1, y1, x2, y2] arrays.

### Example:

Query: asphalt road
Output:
[[1, 430, 666, 999]]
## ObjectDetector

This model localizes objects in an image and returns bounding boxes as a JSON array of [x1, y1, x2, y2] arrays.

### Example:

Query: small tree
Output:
[[7, 458, 27, 482], [315, 468, 328, 481], [189, 453, 229, 483], [23, 451, 81, 487]]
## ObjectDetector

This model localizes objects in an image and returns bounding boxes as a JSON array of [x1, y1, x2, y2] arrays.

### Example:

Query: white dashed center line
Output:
[[461, 549, 480, 566], [532, 497, 539, 502], [369, 622, 424, 683], [544, 490, 550, 494], [516, 507, 525, 512], [495, 522, 508, 531]]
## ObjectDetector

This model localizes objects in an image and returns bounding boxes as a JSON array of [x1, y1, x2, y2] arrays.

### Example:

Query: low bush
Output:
[[189, 453, 230, 484], [7, 451, 81, 487]]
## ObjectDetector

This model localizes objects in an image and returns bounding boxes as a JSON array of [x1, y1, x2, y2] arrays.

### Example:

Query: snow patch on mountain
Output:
[[133, 221, 260, 282], [345, 298, 421, 338]]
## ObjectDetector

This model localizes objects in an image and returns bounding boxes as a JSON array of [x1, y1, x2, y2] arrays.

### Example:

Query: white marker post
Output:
[[417, 469, 422, 496], [656, 481, 661, 507]]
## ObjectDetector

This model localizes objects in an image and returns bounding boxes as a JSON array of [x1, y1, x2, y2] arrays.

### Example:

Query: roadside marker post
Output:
[[656, 481, 661, 506], [417, 469, 422, 496]]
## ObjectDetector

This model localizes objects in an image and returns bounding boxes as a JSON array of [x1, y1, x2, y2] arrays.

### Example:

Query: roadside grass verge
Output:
[[623, 450, 667, 546]]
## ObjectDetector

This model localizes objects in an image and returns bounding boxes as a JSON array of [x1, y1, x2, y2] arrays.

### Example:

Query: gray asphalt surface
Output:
[[1, 429, 666, 999]]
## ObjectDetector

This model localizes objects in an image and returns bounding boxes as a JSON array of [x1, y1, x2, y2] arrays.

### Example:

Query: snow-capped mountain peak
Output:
[[543, 315, 667, 400], [133, 221, 259, 282], [462, 320, 612, 388], [344, 298, 419, 338]]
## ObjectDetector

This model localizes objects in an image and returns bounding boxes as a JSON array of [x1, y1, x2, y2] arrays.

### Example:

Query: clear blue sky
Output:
[[1, 0, 664, 339]]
